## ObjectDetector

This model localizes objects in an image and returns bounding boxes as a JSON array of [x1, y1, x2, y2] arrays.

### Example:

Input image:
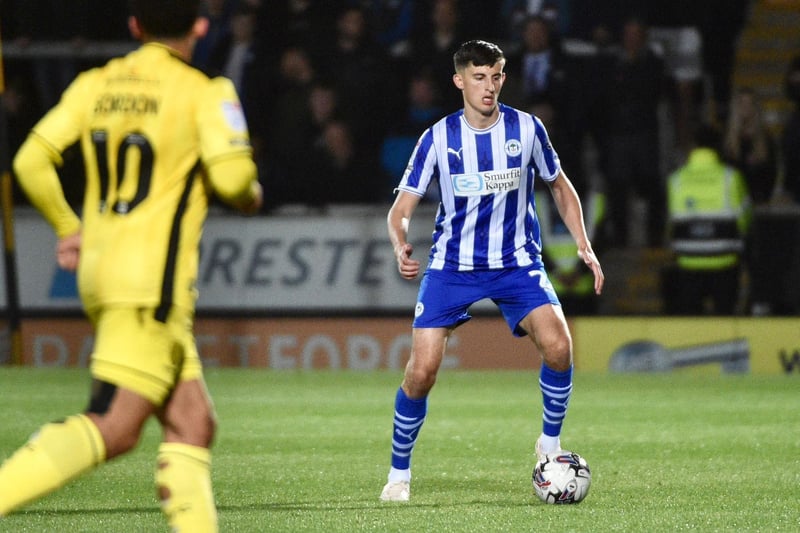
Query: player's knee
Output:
[[541, 338, 572, 371], [404, 368, 437, 397], [199, 412, 217, 448], [184, 418, 215, 449], [101, 425, 143, 458], [84, 411, 143, 458], [166, 409, 216, 448]]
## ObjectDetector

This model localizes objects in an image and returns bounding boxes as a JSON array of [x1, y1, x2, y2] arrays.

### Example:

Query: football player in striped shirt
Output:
[[380, 39, 603, 502], [1, 1, 262, 530]]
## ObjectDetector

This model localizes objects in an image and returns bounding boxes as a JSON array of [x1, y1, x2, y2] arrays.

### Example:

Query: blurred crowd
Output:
[[3, 1, 800, 243], [5, 0, 800, 315]]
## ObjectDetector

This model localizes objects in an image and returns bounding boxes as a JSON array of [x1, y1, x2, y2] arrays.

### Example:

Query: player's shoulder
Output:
[[500, 102, 537, 123], [427, 108, 466, 136]]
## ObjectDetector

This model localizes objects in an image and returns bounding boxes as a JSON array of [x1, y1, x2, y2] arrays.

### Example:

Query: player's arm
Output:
[[200, 77, 263, 214], [387, 190, 422, 280], [13, 134, 81, 239], [207, 155, 262, 214], [547, 171, 604, 294]]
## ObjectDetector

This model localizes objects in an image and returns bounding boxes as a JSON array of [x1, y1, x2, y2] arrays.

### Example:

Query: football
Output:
[[532, 451, 592, 504]]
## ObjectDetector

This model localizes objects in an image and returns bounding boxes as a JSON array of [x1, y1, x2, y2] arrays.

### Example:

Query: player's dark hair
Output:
[[453, 40, 505, 72], [129, 0, 203, 38]]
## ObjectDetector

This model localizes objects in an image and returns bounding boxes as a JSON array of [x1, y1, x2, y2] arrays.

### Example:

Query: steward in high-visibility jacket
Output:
[[536, 186, 606, 315], [664, 124, 752, 315]]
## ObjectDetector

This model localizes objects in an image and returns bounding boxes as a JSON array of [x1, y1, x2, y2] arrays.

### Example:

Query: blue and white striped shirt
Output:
[[398, 103, 561, 271]]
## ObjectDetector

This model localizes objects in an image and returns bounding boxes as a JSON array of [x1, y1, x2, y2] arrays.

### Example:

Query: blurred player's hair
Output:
[[129, 0, 203, 38], [453, 40, 505, 72]]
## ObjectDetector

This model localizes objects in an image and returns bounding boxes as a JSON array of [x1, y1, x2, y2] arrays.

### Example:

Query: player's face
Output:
[[453, 61, 505, 118]]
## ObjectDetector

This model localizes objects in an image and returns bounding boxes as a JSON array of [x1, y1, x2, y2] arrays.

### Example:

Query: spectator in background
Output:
[[505, 15, 568, 111], [356, 0, 416, 59], [208, 3, 257, 96], [261, 0, 338, 53], [191, 0, 233, 69], [206, 2, 269, 157], [504, 13, 587, 194], [270, 46, 317, 158], [266, 77, 381, 208], [663, 123, 751, 315], [599, 16, 668, 248], [409, 0, 467, 113], [497, 0, 569, 42], [662, 26, 705, 158], [10, 0, 90, 109], [267, 79, 341, 208], [314, 5, 397, 156], [380, 68, 444, 202], [307, 80, 340, 132], [780, 55, 800, 203], [261, 46, 318, 210], [722, 87, 777, 205], [308, 119, 380, 205]]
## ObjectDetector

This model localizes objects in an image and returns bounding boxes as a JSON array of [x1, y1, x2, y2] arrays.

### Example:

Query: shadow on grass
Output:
[[14, 507, 161, 517], [13, 478, 540, 517], [218, 499, 535, 512], [14, 498, 535, 518]]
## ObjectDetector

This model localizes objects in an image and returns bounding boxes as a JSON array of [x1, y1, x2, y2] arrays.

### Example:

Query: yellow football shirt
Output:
[[15, 42, 257, 317]]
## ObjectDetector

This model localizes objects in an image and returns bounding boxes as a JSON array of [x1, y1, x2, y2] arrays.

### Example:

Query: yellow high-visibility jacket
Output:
[[667, 148, 752, 270]]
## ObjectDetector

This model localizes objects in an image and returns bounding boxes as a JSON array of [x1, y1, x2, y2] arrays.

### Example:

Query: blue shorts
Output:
[[412, 263, 561, 337]]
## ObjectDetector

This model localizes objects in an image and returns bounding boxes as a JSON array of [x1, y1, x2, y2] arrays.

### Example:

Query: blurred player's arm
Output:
[[13, 135, 83, 271], [547, 171, 604, 294], [207, 155, 262, 214], [13, 134, 82, 238], [387, 189, 422, 280], [201, 77, 263, 215]]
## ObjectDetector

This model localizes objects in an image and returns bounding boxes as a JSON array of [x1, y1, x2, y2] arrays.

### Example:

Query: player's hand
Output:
[[57, 232, 82, 272], [240, 182, 263, 215], [395, 242, 421, 280], [578, 245, 604, 295]]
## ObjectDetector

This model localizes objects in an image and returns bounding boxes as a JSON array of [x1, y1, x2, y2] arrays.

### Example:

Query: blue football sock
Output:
[[390, 387, 427, 471], [540, 364, 573, 437]]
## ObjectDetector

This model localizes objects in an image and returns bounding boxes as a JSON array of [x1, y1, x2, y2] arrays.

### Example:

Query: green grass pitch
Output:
[[0, 368, 798, 532]]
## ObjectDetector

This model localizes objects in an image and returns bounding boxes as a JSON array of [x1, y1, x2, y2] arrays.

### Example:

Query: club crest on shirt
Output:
[[504, 139, 522, 157]]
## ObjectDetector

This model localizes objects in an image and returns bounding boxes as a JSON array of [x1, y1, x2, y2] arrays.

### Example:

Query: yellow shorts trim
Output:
[[90, 307, 203, 405]]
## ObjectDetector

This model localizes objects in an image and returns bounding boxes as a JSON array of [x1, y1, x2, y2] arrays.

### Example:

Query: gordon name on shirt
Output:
[[94, 93, 160, 115]]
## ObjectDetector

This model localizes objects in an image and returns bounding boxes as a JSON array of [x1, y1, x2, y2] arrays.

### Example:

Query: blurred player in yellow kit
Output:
[[0, 0, 262, 530]]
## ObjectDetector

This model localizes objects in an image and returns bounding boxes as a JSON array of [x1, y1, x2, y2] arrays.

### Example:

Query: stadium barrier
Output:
[[2, 208, 798, 375], [6, 315, 798, 375]]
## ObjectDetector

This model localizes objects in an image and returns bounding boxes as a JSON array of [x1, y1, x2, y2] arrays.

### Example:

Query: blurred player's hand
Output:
[[395, 243, 420, 280], [240, 181, 263, 215], [57, 232, 82, 272]]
